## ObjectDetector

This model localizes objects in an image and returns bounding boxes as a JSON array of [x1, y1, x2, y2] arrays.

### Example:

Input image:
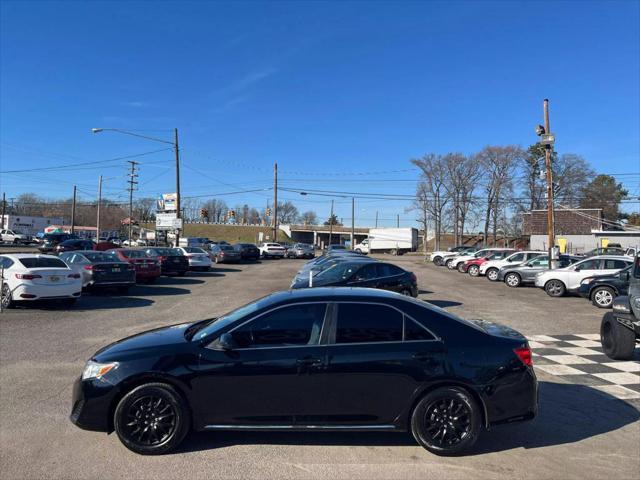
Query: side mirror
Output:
[[215, 333, 236, 351]]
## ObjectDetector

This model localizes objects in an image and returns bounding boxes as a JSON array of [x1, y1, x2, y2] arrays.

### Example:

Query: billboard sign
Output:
[[157, 193, 177, 212], [156, 213, 182, 231]]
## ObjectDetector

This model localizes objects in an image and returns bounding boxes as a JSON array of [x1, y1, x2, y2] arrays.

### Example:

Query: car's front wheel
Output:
[[114, 382, 190, 455], [433, 256, 443, 266], [486, 268, 499, 281], [601, 312, 636, 360], [411, 386, 481, 455], [591, 286, 615, 308], [544, 279, 566, 297]]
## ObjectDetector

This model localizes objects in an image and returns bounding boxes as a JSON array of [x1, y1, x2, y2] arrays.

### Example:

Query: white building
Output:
[[0, 215, 65, 236]]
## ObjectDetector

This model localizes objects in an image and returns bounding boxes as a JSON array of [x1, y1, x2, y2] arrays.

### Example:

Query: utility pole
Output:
[[174, 128, 182, 247], [96, 175, 103, 242], [127, 161, 139, 242], [350, 197, 355, 250], [375, 211, 378, 228], [70, 186, 77, 234], [273, 162, 278, 242], [397, 213, 400, 228], [329, 199, 334, 246], [542, 99, 556, 269], [1, 193, 6, 229]]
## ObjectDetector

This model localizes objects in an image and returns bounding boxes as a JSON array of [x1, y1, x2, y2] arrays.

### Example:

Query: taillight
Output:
[[68, 273, 81, 279], [513, 346, 533, 367], [15, 273, 42, 280], [84, 265, 93, 271]]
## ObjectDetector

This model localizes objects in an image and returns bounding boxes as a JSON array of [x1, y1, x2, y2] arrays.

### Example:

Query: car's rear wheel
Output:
[[544, 279, 566, 297], [486, 268, 499, 281], [457, 263, 466, 273], [433, 256, 443, 266], [117, 286, 131, 294], [445, 259, 455, 269], [591, 286, 615, 309], [1, 283, 14, 309], [114, 383, 190, 455], [600, 313, 635, 360], [505, 272, 521, 288], [411, 386, 481, 455], [400, 288, 412, 296], [468, 265, 479, 277]]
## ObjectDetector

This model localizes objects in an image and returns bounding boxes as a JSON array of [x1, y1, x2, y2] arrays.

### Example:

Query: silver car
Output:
[[176, 247, 212, 271], [497, 254, 581, 288], [286, 243, 315, 259]]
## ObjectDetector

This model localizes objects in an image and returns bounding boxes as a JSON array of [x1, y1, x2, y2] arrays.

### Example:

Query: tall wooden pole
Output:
[[70, 186, 77, 234], [329, 199, 334, 246], [1, 193, 5, 230], [350, 197, 355, 249], [543, 99, 555, 268], [96, 175, 102, 242], [174, 128, 181, 247], [273, 162, 278, 242]]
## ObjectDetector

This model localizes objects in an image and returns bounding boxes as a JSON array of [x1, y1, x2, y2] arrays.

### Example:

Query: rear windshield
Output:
[[184, 247, 205, 254], [121, 250, 148, 259], [149, 248, 178, 256], [84, 252, 120, 262], [220, 245, 234, 251], [19, 257, 67, 268]]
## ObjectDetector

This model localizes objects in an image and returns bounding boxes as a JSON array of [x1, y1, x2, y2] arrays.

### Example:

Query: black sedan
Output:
[[70, 288, 537, 456], [233, 243, 260, 261], [59, 250, 136, 291], [292, 260, 418, 297], [144, 248, 189, 276], [578, 265, 631, 308]]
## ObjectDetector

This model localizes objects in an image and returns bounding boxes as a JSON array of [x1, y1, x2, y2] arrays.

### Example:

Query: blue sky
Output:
[[1, 0, 638, 226]]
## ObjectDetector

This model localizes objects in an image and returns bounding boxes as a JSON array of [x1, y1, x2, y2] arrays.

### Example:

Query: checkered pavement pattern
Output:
[[527, 333, 640, 401]]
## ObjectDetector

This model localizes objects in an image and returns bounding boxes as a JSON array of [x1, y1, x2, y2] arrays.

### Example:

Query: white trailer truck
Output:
[[354, 228, 418, 255]]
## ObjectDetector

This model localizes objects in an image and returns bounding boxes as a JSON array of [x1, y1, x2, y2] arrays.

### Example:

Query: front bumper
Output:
[[577, 284, 591, 299], [70, 376, 118, 433]]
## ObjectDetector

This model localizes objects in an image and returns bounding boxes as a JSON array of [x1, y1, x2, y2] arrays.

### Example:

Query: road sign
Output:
[[156, 213, 182, 231], [540, 133, 555, 145]]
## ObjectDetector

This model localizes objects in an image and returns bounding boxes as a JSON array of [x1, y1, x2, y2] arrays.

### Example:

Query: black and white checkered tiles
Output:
[[528, 334, 640, 401]]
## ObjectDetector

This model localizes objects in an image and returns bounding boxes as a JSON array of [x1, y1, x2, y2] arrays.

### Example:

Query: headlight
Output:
[[82, 361, 118, 380], [580, 277, 594, 285]]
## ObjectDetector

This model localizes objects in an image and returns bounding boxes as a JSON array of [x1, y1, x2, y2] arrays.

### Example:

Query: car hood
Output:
[[93, 322, 193, 360]]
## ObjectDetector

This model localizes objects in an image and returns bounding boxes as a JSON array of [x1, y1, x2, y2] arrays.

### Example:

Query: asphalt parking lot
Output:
[[1, 255, 638, 479]]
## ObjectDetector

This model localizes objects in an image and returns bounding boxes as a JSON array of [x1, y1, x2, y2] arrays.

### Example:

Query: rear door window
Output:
[[335, 303, 403, 343], [603, 259, 630, 270]]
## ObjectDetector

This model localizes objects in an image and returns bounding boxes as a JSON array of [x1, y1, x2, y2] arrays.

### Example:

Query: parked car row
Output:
[[430, 245, 635, 309]]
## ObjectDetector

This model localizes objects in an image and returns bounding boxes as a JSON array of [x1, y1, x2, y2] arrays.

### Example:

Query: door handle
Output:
[[296, 357, 322, 366]]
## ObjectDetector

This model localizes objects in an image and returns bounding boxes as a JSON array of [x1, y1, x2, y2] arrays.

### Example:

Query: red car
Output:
[[106, 249, 160, 284], [461, 249, 514, 276]]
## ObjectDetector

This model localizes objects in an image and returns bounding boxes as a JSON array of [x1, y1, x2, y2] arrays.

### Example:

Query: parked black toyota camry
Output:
[[70, 288, 537, 455]]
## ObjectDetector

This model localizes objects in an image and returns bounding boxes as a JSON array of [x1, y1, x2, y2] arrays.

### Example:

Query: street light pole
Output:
[[174, 128, 181, 247], [70, 185, 77, 234], [97, 175, 102, 241], [329, 199, 334, 247], [543, 99, 556, 268], [351, 197, 355, 250]]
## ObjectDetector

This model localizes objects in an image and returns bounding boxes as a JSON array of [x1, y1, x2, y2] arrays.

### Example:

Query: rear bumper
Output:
[[134, 269, 161, 279], [12, 282, 82, 300], [484, 368, 538, 427]]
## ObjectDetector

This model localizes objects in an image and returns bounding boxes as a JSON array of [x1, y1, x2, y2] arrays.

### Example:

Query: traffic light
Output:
[[266, 207, 272, 216], [230, 210, 236, 218]]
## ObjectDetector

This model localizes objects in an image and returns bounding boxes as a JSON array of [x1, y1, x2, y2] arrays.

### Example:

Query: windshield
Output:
[[220, 245, 234, 251], [194, 294, 275, 341], [184, 247, 205, 254], [84, 252, 120, 262], [313, 262, 360, 284]]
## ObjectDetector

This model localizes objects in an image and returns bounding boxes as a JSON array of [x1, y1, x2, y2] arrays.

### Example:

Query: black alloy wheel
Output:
[[114, 383, 190, 455], [411, 387, 481, 455]]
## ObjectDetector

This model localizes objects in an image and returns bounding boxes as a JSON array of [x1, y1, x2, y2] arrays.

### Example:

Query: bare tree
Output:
[[443, 153, 481, 245], [475, 146, 523, 246], [553, 154, 595, 207], [133, 198, 156, 223], [412, 154, 449, 250], [300, 210, 318, 225], [201, 199, 228, 223], [277, 201, 299, 224], [248, 207, 261, 225]]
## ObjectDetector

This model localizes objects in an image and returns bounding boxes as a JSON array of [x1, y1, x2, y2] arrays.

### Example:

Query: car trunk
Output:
[[27, 268, 75, 285]]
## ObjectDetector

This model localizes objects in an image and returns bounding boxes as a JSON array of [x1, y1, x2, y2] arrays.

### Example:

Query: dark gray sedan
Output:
[[497, 254, 581, 288], [59, 250, 135, 292], [286, 243, 315, 259], [210, 244, 241, 264]]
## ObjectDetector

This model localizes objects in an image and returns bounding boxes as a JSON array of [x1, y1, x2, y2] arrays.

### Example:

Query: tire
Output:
[[445, 259, 455, 270], [61, 298, 77, 307], [468, 265, 479, 277], [591, 286, 615, 309], [505, 272, 521, 288], [400, 288, 412, 297], [411, 386, 481, 455], [544, 279, 566, 297], [355, 248, 362, 254], [146, 277, 157, 285], [433, 256, 443, 267], [600, 313, 636, 360], [1, 283, 14, 309], [457, 262, 466, 273], [177, 271, 186, 277], [486, 268, 499, 282], [117, 286, 131, 294], [12, 238, 18, 245], [114, 382, 190, 455]]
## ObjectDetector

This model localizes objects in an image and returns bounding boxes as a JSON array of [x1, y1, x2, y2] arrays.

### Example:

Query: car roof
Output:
[[578, 255, 631, 260], [267, 286, 409, 303], [0, 253, 60, 259]]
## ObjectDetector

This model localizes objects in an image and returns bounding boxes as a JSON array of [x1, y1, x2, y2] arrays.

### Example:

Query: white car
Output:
[[534, 255, 633, 297], [259, 242, 286, 259], [447, 248, 505, 271], [0, 229, 32, 244], [480, 250, 545, 281], [175, 247, 212, 271], [0, 253, 82, 308], [430, 247, 476, 266]]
